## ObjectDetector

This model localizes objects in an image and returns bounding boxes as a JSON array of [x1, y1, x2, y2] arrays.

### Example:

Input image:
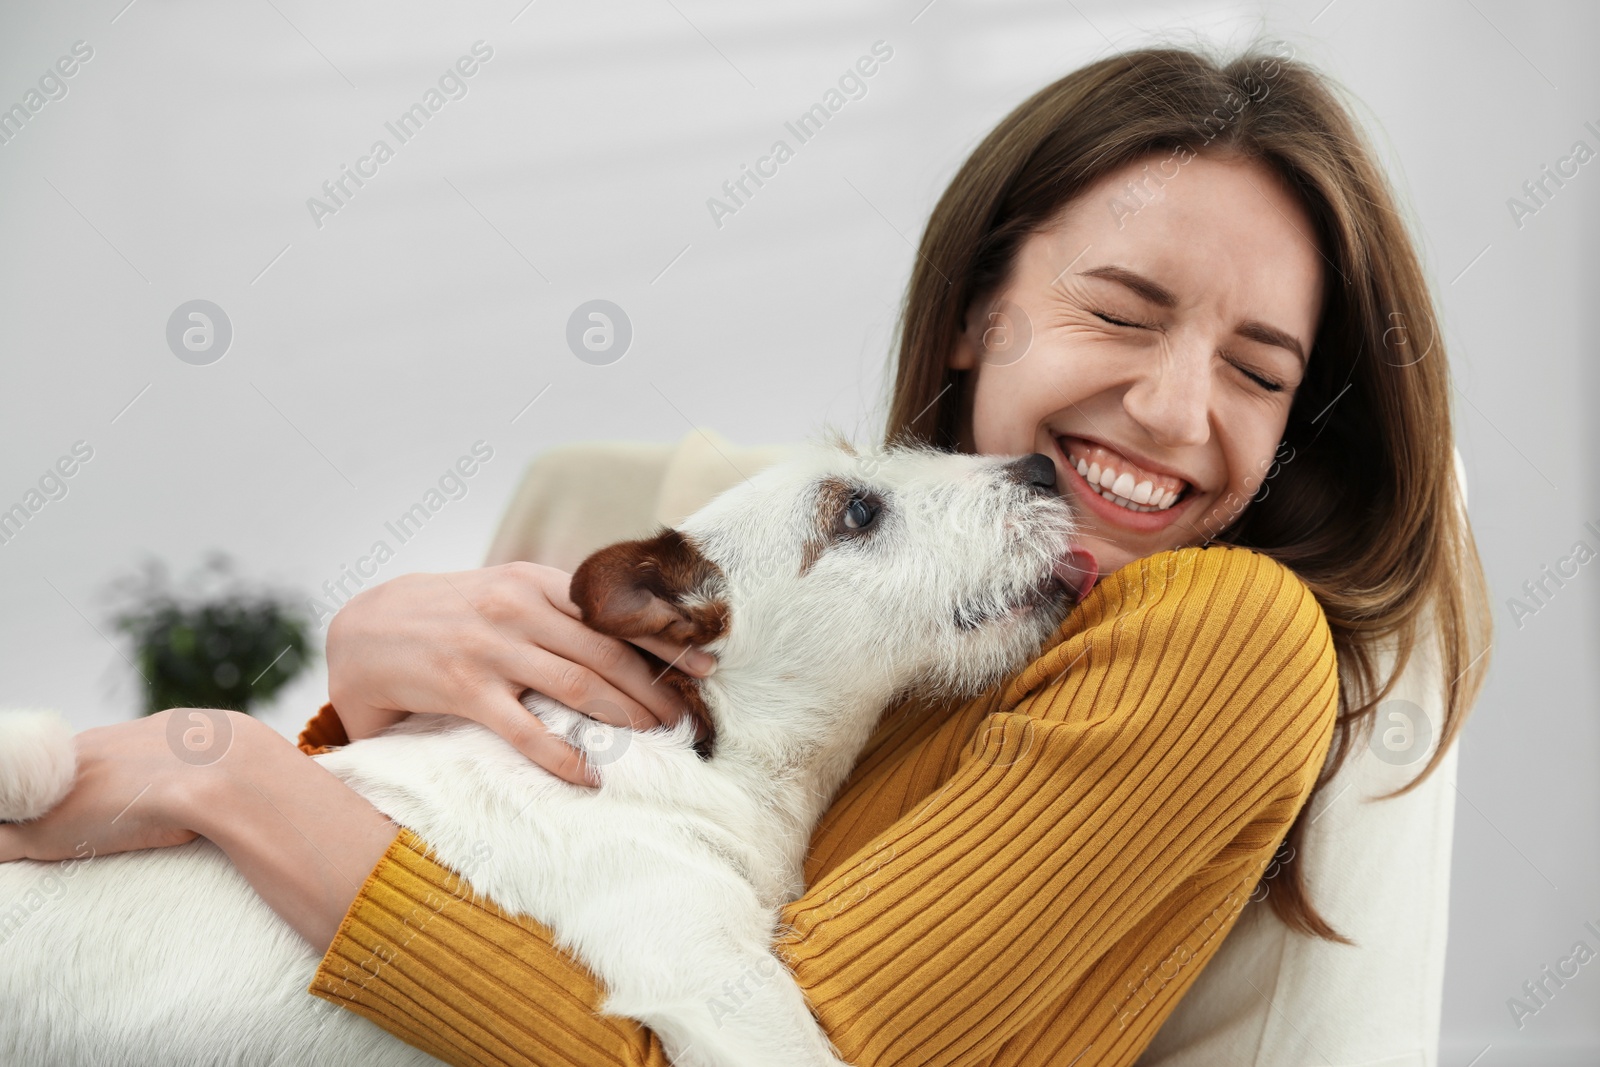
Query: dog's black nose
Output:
[[1008, 453, 1057, 491]]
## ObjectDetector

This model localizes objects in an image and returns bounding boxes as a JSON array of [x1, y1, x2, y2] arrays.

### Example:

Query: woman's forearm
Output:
[[191, 713, 400, 953]]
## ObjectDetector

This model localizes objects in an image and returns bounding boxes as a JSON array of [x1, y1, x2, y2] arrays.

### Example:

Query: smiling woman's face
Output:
[[951, 150, 1326, 578]]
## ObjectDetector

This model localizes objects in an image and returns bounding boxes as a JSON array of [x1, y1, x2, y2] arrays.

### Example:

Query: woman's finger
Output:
[[482, 691, 600, 788], [536, 565, 585, 620], [503, 604, 696, 728], [626, 633, 718, 678], [494, 643, 670, 732]]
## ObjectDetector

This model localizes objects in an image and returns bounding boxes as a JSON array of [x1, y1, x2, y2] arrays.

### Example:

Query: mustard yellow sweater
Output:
[[296, 546, 1338, 1067]]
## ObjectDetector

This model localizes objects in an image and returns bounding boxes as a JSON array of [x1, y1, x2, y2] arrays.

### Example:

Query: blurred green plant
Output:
[[106, 552, 313, 716]]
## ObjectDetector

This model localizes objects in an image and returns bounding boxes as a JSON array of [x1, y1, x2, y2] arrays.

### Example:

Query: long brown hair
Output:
[[881, 41, 1492, 942]]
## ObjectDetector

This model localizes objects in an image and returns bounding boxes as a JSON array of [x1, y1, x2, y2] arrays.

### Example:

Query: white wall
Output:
[[0, 0, 1593, 1060]]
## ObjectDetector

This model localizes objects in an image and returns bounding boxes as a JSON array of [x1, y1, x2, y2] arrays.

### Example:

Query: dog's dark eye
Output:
[[837, 492, 880, 536]]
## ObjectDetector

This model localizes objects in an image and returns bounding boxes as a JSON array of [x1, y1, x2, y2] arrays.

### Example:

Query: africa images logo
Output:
[[305, 41, 494, 229], [0, 40, 94, 148], [704, 41, 894, 229]]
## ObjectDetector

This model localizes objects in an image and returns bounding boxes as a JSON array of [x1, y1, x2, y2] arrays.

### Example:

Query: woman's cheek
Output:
[[969, 381, 1034, 455], [1027, 329, 1126, 391]]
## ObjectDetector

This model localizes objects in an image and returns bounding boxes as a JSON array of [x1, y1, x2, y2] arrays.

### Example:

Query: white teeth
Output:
[[1060, 438, 1187, 514], [1097, 488, 1161, 512]]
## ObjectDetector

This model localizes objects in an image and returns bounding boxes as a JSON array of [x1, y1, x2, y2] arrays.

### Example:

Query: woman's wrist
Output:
[[325, 700, 405, 743], [185, 712, 402, 953]]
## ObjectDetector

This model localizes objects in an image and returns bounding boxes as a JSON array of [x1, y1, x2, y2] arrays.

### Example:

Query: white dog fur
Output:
[[0, 440, 1084, 1067], [0, 710, 76, 823]]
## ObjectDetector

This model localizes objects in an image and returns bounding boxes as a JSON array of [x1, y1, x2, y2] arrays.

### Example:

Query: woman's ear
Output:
[[570, 529, 729, 645], [949, 307, 980, 370], [951, 288, 1010, 370]]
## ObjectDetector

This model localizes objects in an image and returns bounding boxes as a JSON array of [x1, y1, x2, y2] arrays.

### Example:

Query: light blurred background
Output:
[[0, 0, 1593, 1061]]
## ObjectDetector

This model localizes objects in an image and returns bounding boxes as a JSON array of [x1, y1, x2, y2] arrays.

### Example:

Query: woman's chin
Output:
[[1074, 532, 1193, 579], [1075, 535, 1130, 578]]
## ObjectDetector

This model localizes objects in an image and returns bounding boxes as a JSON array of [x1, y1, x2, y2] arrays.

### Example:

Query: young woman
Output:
[[0, 41, 1490, 1066]]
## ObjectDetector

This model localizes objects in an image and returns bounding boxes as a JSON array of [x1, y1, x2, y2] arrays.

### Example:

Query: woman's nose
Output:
[[1122, 340, 1211, 448]]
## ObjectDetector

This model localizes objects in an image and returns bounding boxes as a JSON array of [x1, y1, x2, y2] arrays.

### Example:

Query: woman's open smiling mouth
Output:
[[1051, 434, 1198, 533]]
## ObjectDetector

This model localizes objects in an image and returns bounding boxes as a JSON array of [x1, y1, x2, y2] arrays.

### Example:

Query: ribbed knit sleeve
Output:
[[297, 701, 348, 756], [306, 545, 1338, 1067]]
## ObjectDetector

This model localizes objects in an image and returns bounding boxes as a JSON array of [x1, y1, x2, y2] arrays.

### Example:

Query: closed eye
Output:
[[1097, 308, 1289, 394], [1231, 361, 1287, 393], [1092, 309, 1155, 330]]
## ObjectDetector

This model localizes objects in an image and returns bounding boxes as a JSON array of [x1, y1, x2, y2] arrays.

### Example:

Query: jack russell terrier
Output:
[[0, 439, 1092, 1067]]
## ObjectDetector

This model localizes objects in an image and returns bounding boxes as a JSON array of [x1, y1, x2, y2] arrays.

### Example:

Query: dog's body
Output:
[[0, 441, 1085, 1067]]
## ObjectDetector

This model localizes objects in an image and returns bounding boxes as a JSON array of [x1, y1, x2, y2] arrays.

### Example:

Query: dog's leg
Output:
[[578, 880, 848, 1067], [620, 944, 849, 1067]]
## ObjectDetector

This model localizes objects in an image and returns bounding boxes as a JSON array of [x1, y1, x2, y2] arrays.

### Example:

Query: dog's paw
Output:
[[0, 709, 77, 822]]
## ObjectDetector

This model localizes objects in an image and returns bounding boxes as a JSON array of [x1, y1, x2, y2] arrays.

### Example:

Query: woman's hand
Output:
[[0, 709, 216, 864], [325, 563, 717, 786], [2, 709, 401, 953]]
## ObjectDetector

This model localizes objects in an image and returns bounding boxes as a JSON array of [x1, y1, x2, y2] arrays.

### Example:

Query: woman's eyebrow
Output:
[[1078, 264, 1177, 308], [1235, 319, 1307, 366], [1077, 264, 1307, 366]]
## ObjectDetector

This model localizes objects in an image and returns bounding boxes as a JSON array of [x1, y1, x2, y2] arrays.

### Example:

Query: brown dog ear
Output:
[[570, 528, 729, 645]]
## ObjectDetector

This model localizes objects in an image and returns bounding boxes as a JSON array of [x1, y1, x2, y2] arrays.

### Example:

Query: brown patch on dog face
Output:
[[571, 528, 729, 645], [798, 477, 857, 575], [800, 476, 886, 576]]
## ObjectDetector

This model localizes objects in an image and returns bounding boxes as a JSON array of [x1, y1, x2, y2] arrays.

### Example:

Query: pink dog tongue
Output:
[[1053, 547, 1099, 603]]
